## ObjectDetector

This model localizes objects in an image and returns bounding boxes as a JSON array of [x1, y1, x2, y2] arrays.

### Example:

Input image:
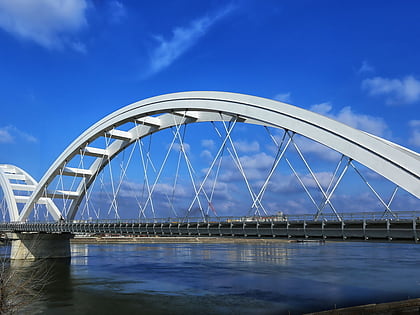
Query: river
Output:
[[1, 240, 420, 314]]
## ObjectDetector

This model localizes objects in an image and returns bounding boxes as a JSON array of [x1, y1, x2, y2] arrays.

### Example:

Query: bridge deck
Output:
[[1, 219, 419, 243]]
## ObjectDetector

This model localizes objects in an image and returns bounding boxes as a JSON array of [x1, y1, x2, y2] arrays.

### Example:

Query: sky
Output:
[[0, 0, 419, 219]]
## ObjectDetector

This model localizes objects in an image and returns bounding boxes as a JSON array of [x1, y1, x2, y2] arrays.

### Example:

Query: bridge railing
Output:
[[3, 210, 419, 225], [282, 210, 420, 222], [66, 210, 419, 223]]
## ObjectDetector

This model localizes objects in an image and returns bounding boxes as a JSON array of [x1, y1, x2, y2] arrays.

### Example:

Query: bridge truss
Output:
[[0, 92, 419, 224]]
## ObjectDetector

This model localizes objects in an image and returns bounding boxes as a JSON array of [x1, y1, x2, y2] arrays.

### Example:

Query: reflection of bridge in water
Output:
[[0, 92, 419, 258]]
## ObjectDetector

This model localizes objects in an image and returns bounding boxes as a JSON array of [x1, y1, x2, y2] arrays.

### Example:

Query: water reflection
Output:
[[71, 244, 89, 266], [2, 242, 420, 314], [0, 246, 72, 314]]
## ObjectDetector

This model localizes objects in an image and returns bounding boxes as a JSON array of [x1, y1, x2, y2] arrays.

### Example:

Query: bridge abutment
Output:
[[6, 232, 72, 260]]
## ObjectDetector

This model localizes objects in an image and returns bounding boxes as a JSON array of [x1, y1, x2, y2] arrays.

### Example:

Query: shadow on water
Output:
[[1, 243, 71, 315]]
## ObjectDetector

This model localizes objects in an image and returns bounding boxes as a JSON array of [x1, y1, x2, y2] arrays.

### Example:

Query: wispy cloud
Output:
[[274, 92, 292, 103], [0, 0, 88, 51], [147, 5, 234, 76], [310, 102, 389, 137], [234, 140, 260, 153], [201, 139, 215, 150], [107, 1, 126, 24], [362, 75, 420, 105], [0, 125, 37, 144], [0, 127, 14, 143], [408, 120, 420, 148], [358, 60, 374, 74], [294, 137, 341, 162], [171, 142, 191, 153], [309, 102, 332, 115]]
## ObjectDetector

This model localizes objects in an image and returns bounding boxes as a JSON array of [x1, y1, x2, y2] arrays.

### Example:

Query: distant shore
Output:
[[306, 297, 420, 315]]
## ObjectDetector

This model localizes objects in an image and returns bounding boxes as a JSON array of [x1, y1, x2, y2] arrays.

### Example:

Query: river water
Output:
[[2, 240, 420, 314]]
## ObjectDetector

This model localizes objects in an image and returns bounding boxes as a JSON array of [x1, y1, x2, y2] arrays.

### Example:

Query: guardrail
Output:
[[1, 210, 420, 226]]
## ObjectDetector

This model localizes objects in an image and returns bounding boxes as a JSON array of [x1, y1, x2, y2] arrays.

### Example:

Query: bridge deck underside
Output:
[[1, 220, 419, 243]]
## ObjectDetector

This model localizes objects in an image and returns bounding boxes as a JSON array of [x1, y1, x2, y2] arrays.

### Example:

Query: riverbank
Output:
[[306, 297, 420, 314]]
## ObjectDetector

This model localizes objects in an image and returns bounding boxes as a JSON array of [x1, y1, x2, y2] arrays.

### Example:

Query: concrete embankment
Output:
[[306, 298, 420, 315]]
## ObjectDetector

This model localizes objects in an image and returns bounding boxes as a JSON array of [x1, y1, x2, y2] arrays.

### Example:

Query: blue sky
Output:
[[0, 0, 419, 218]]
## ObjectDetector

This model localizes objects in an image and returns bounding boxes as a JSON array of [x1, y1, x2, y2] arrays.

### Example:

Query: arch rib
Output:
[[0, 164, 62, 222], [18, 91, 420, 222]]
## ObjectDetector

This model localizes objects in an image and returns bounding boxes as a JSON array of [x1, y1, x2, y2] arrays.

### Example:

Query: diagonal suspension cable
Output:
[[186, 118, 238, 217], [133, 122, 156, 219], [251, 128, 293, 213], [285, 157, 320, 211], [140, 115, 188, 218], [267, 128, 321, 214], [104, 130, 119, 218], [78, 146, 107, 221], [213, 120, 265, 215], [324, 155, 345, 198], [315, 157, 351, 220], [107, 139, 139, 219], [171, 120, 205, 219], [217, 119, 268, 216], [287, 131, 342, 221], [350, 161, 397, 218]]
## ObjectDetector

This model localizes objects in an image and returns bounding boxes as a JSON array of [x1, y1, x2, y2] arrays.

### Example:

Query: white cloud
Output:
[[0, 127, 14, 143], [234, 140, 260, 153], [0, 0, 88, 51], [310, 103, 389, 137], [171, 142, 191, 153], [148, 5, 233, 75], [217, 152, 275, 182], [268, 171, 333, 194], [408, 120, 420, 148], [362, 75, 420, 105], [69, 40, 86, 54], [201, 139, 215, 150], [300, 171, 334, 190], [0, 125, 37, 144], [200, 149, 212, 160], [108, 1, 125, 24], [358, 60, 374, 74], [294, 137, 341, 162], [240, 152, 273, 170], [274, 92, 292, 103], [310, 102, 332, 115], [119, 180, 188, 199], [335, 106, 388, 136]]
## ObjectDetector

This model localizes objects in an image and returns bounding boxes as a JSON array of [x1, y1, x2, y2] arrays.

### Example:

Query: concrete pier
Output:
[[6, 232, 72, 260]]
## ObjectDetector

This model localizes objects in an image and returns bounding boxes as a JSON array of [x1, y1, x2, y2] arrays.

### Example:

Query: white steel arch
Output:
[[17, 91, 420, 222], [0, 164, 62, 221]]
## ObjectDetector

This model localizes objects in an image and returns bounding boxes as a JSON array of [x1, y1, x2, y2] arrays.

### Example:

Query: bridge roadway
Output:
[[1, 212, 419, 243]]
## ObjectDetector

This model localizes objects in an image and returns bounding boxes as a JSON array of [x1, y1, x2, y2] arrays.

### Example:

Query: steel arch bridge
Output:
[[0, 91, 419, 225]]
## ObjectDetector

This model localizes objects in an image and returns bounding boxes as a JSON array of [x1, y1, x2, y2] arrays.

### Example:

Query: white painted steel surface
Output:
[[0, 91, 416, 222], [0, 164, 61, 221]]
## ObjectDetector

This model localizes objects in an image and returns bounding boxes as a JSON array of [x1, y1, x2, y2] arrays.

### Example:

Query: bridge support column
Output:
[[6, 232, 72, 260]]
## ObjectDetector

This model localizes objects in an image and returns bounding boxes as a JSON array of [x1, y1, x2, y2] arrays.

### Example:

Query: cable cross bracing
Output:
[[0, 91, 417, 223]]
